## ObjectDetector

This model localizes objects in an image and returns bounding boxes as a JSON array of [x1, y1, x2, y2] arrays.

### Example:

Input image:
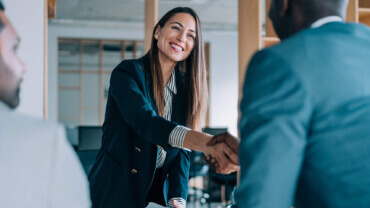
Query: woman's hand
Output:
[[171, 199, 183, 208]]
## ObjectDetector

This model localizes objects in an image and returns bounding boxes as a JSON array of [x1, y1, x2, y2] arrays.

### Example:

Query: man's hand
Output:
[[203, 132, 240, 174], [182, 130, 240, 174], [203, 142, 239, 174], [207, 132, 240, 154], [203, 155, 218, 169]]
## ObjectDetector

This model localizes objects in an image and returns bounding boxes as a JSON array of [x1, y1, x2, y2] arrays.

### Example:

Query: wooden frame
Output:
[[205, 43, 210, 127], [47, 0, 56, 19], [144, 0, 158, 53], [359, 0, 370, 26], [238, 0, 262, 107], [347, 0, 359, 22]]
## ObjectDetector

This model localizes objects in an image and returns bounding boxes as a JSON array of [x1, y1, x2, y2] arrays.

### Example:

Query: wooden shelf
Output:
[[359, 8, 370, 15], [262, 37, 280, 47], [262, 37, 279, 41], [359, 8, 370, 26], [359, 0, 370, 9]]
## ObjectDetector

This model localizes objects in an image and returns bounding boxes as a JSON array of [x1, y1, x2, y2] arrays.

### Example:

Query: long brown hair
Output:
[[149, 7, 207, 131]]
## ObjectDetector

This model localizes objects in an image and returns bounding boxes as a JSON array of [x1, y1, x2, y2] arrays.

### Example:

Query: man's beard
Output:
[[4, 78, 22, 109], [0, 55, 22, 109], [10, 82, 21, 108]]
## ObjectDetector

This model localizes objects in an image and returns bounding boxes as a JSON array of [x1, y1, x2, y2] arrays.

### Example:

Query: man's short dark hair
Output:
[[0, 1, 4, 11], [0, 1, 5, 32], [295, 0, 348, 22]]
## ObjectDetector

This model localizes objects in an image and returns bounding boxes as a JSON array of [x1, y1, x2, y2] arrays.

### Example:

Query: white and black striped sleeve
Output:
[[168, 197, 186, 208], [169, 125, 191, 150]]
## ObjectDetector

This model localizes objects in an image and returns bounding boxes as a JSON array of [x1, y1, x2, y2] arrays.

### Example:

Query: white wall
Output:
[[48, 22, 239, 135], [206, 31, 238, 135], [4, 0, 45, 118]]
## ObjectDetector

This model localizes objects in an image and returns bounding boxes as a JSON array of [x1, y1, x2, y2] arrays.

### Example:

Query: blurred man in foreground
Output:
[[237, 0, 370, 207], [0, 2, 90, 207]]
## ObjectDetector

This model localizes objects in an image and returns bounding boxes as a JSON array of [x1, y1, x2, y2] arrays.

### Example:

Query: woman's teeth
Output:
[[171, 43, 183, 51]]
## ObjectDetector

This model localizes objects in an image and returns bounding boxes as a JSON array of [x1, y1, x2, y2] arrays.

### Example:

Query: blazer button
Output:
[[131, 169, 138, 174], [135, 147, 141, 152]]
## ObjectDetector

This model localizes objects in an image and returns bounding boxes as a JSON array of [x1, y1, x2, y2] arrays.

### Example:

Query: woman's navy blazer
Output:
[[88, 54, 191, 208]]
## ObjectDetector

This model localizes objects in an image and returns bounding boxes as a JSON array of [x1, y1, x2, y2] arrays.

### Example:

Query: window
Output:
[[58, 39, 145, 126]]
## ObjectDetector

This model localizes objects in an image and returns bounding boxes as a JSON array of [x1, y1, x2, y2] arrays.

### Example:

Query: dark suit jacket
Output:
[[89, 54, 190, 208], [237, 22, 370, 208]]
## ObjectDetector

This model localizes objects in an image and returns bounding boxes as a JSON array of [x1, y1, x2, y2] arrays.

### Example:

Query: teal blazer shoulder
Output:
[[237, 22, 370, 208], [89, 54, 190, 208]]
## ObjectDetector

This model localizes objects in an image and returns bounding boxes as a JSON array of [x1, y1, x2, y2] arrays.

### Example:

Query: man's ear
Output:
[[154, 25, 160, 40]]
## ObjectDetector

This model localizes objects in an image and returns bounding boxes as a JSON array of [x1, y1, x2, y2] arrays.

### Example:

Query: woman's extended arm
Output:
[[110, 61, 239, 174]]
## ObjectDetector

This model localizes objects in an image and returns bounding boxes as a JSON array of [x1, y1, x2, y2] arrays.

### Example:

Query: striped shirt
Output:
[[155, 69, 190, 208]]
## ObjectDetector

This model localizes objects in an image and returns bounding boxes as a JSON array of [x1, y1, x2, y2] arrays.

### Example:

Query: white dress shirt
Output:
[[311, 16, 343, 28]]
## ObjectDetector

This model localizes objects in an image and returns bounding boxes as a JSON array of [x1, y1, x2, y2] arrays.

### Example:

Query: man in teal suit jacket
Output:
[[237, 0, 370, 207]]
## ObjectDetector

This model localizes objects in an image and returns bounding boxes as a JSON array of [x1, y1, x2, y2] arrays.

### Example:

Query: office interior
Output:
[[7, 0, 370, 207]]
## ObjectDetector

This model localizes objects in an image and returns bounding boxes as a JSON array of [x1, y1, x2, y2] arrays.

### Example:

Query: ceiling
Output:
[[54, 0, 239, 30]]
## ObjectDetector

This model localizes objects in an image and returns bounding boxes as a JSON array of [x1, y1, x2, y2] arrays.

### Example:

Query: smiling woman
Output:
[[85, 6, 193, 208], [88, 6, 239, 208]]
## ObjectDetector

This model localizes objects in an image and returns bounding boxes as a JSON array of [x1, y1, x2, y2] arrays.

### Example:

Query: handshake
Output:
[[184, 130, 240, 174], [202, 132, 240, 174]]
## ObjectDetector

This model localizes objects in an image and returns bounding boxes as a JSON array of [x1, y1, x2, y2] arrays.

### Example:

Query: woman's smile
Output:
[[169, 42, 184, 52]]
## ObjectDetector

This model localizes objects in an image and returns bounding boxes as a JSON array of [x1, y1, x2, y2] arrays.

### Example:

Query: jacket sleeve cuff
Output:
[[168, 125, 191, 151], [168, 197, 186, 208]]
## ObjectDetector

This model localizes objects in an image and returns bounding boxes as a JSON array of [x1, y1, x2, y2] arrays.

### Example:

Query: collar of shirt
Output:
[[165, 69, 177, 95], [310, 16, 343, 28]]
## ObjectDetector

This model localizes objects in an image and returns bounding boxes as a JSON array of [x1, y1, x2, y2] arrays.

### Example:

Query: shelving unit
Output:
[[359, 0, 370, 26], [359, 7, 370, 26]]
